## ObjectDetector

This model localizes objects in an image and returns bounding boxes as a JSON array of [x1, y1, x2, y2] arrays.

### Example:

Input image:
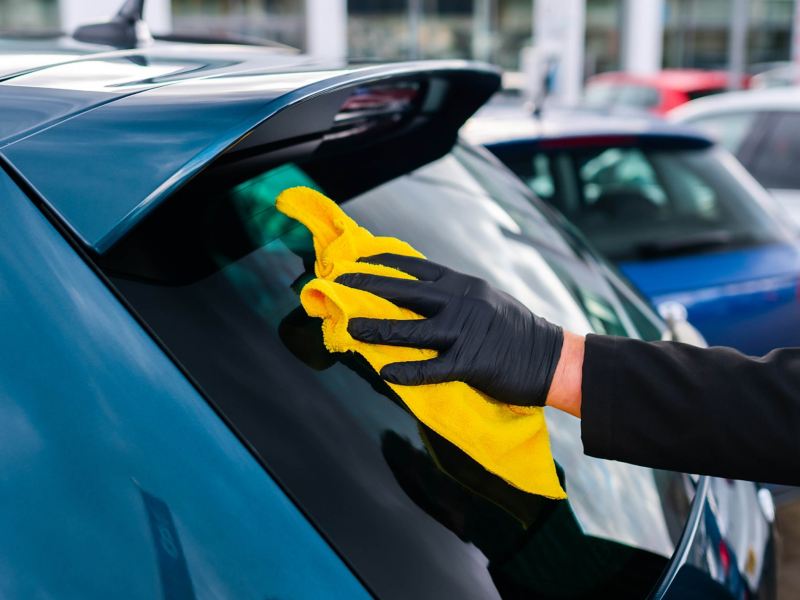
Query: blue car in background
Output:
[[468, 112, 800, 356], [0, 4, 777, 598]]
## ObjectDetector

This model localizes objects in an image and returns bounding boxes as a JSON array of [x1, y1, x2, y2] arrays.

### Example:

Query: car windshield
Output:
[[100, 141, 688, 598], [492, 143, 787, 262]]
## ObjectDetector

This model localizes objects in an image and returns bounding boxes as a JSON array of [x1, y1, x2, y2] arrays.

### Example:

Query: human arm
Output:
[[340, 254, 800, 486]]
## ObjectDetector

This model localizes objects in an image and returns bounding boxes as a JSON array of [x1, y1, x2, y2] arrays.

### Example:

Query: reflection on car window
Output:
[[101, 144, 680, 598]]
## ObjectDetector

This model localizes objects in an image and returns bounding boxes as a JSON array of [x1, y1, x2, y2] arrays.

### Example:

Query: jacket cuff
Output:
[[580, 334, 620, 460]]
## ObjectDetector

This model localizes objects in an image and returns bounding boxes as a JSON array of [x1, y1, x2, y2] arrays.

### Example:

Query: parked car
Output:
[[670, 88, 800, 228], [467, 111, 800, 357], [0, 8, 775, 598], [749, 63, 800, 89], [583, 69, 744, 116]]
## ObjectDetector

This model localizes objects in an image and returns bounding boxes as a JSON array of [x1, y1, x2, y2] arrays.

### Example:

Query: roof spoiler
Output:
[[2, 62, 501, 252]]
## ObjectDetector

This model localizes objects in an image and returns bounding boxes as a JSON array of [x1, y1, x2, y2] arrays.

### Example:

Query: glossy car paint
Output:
[[0, 39, 497, 251], [620, 243, 800, 353], [0, 36, 775, 598], [0, 166, 368, 598], [474, 113, 800, 356]]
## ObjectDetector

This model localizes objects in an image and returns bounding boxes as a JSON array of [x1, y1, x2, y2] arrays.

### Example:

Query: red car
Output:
[[584, 69, 746, 115]]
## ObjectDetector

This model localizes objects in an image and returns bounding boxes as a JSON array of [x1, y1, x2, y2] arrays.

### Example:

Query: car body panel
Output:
[[618, 243, 800, 296], [0, 31, 776, 597], [0, 165, 368, 599], [620, 245, 800, 354], [0, 43, 498, 251], [464, 109, 707, 147], [669, 87, 800, 123]]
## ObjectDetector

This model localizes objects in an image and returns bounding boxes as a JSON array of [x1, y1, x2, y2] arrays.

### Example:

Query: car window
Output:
[[506, 146, 785, 262], [530, 153, 556, 198], [748, 111, 800, 190], [584, 83, 660, 109], [683, 111, 757, 154], [617, 85, 661, 109], [101, 142, 681, 598], [685, 88, 725, 101]]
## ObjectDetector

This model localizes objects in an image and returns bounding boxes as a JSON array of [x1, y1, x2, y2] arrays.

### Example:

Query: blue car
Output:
[[0, 7, 776, 599], [471, 112, 800, 356]]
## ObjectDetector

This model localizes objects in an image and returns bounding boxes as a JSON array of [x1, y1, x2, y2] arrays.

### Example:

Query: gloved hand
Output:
[[336, 253, 563, 407]]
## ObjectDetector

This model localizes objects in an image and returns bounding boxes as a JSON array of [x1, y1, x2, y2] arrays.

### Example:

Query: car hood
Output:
[[618, 242, 800, 297]]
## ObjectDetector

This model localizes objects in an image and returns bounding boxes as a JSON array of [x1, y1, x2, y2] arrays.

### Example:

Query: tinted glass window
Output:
[[101, 143, 680, 599], [584, 83, 660, 109], [686, 88, 725, 101], [617, 85, 661, 109], [684, 112, 757, 154], [498, 145, 785, 262], [748, 112, 800, 189]]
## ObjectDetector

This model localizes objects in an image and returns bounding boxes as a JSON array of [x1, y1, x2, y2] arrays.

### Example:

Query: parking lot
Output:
[[1, 1, 799, 598]]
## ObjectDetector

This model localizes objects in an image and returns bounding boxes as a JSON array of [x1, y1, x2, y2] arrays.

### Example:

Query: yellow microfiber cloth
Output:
[[276, 186, 566, 499]]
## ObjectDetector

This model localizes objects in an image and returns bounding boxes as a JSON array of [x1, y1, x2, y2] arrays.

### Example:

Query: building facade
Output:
[[1, 1, 796, 88]]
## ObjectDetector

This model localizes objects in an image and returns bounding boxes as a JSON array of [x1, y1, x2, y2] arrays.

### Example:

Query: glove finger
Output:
[[358, 253, 446, 282], [336, 273, 445, 316], [380, 356, 455, 386], [348, 317, 456, 350]]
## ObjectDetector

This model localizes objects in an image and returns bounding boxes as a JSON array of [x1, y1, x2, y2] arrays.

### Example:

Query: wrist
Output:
[[545, 330, 584, 418]]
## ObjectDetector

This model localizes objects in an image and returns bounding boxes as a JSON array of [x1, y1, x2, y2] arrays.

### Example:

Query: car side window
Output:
[[578, 147, 668, 216], [747, 111, 800, 190], [684, 111, 757, 155], [527, 152, 556, 200]]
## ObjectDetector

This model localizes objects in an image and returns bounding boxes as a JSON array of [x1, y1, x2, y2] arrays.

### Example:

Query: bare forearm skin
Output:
[[545, 331, 584, 418]]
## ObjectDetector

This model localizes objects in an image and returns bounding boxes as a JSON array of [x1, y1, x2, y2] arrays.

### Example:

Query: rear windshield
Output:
[[584, 83, 661, 110], [100, 142, 685, 598], [493, 144, 787, 262]]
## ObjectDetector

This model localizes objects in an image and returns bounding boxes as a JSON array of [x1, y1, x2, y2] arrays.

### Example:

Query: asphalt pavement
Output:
[[776, 500, 800, 599]]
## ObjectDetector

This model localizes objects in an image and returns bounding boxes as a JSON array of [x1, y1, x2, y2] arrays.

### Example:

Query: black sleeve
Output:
[[580, 334, 800, 486]]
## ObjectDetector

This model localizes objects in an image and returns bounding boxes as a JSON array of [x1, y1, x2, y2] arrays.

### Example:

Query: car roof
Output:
[[670, 86, 800, 121], [0, 35, 499, 251], [462, 107, 712, 146], [588, 69, 730, 92]]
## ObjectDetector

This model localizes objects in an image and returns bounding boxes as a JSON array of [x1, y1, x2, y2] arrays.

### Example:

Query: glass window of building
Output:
[[664, 0, 792, 69], [171, 0, 306, 49], [0, 0, 58, 31], [348, 1, 531, 71], [584, 0, 622, 76]]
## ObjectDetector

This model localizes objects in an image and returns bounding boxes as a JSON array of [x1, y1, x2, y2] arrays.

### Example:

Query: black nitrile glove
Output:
[[336, 253, 563, 407]]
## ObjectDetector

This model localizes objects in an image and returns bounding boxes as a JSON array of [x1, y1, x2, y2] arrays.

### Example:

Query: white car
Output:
[[670, 88, 800, 228]]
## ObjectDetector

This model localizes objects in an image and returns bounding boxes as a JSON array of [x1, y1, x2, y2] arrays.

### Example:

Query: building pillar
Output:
[[472, 0, 493, 64], [792, 0, 800, 64], [533, 0, 586, 106], [305, 0, 347, 61], [621, 0, 664, 75], [727, 0, 748, 90], [59, 0, 171, 36]]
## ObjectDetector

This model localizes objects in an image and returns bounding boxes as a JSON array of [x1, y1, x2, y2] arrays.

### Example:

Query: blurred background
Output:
[[3, 1, 800, 597], [1, 0, 798, 102]]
